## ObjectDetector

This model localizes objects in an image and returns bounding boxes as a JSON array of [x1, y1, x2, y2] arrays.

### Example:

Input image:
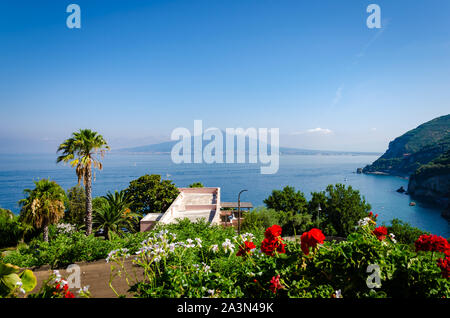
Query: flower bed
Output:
[[106, 214, 450, 298]]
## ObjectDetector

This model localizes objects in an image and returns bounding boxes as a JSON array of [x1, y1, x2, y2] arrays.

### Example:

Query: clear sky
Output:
[[0, 0, 449, 153]]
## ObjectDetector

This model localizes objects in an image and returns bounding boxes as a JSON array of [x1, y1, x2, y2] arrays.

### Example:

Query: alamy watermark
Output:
[[170, 120, 279, 174], [366, 264, 382, 289], [366, 4, 381, 29], [66, 4, 81, 29]]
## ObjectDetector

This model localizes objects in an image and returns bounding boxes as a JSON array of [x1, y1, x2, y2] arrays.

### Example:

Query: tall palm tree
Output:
[[57, 129, 110, 235], [18, 179, 66, 242], [93, 190, 139, 240]]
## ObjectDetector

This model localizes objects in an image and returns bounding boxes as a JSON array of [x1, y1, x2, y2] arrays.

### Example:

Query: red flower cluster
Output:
[[372, 226, 388, 241], [265, 224, 282, 240], [54, 283, 75, 298], [415, 234, 450, 253], [236, 241, 256, 257], [300, 228, 325, 255], [368, 211, 378, 220], [269, 275, 284, 294], [437, 257, 450, 279], [260, 225, 286, 256]]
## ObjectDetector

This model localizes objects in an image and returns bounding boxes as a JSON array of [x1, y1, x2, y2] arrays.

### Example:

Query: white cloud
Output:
[[290, 128, 333, 135], [307, 127, 333, 134]]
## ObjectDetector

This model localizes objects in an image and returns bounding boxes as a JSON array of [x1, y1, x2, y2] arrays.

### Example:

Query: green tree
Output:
[[18, 179, 66, 242], [0, 210, 22, 248], [321, 184, 371, 237], [386, 218, 429, 246], [263, 186, 308, 214], [57, 129, 110, 236], [93, 190, 139, 240], [241, 207, 280, 233], [189, 182, 204, 188], [64, 186, 86, 227], [125, 174, 179, 216]]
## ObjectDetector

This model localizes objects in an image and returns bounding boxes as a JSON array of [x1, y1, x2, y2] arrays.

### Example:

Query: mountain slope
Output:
[[363, 114, 450, 176]]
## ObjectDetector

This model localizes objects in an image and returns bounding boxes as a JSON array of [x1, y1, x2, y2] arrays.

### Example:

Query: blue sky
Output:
[[0, 0, 449, 153]]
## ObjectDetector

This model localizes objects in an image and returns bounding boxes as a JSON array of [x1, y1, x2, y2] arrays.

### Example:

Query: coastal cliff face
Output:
[[363, 114, 450, 205], [363, 114, 450, 176], [407, 150, 450, 208], [408, 173, 450, 204]]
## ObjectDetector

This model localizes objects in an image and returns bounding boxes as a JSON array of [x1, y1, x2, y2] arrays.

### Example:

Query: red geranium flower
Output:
[[372, 226, 388, 241], [265, 225, 282, 240], [437, 256, 450, 279], [260, 225, 286, 256], [415, 234, 450, 253], [64, 291, 75, 298], [301, 228, 325, 255], [269, 275, 284, 294], [236, 241, 256, 256]]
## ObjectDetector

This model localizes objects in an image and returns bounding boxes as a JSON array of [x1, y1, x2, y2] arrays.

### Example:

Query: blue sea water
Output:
[[0, 153, 448, 237]]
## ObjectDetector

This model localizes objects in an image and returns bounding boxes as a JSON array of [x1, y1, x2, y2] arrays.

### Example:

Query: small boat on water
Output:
[[409, 202, 416, 206]]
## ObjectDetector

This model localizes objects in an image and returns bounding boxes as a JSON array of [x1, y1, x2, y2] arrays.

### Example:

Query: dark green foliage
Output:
[[241, 207, 280, 233], [189, 182, 204, 188], [386, 218, 429, 246], [410, 149, 450, 181], [125, 174, 179, 216], [263, 186, 308, 214], [0, 211, 22, 249], [315, 184, 371, 237], [64, 186, 86, 227], [2, 232, 150, 269], [93, 190, 139, 239]]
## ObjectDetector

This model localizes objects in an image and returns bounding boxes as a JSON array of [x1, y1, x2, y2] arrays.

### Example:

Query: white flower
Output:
[[207, 289, 215, 295], [210, 244, 219, 253], [241, 233, 255, 242], [15, 281, 23, 287], [357, 217, 371, 227], [195, 238, 202, 248], [222, 239, 235, 253], [335, 289, 342, 298], [389, 233, 397, 243]]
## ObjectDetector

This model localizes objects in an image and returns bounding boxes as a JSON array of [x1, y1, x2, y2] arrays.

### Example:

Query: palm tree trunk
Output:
[[85, 167, 93, 236], [43, 224, 49, 242]]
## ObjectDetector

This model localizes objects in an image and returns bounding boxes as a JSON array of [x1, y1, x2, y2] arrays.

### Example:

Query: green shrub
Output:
[[241, 207, 280, 233], [0, 213, 22, 249], [386, 218, 429, 247]]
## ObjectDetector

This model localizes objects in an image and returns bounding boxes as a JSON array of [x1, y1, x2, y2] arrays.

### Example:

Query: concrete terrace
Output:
[[140, 187, 221, 231]]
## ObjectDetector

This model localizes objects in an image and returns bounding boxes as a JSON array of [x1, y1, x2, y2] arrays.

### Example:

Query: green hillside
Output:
[[363, 114, 450, 176]]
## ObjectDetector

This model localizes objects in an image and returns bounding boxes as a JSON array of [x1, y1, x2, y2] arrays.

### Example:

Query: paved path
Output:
[[31, 259, 143, 298]]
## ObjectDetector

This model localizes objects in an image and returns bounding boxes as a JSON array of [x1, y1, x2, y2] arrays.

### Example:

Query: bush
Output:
[[2, 231, 151, 269], [386, 218, 429, 246], [263, 186, 308, 214], [241, 207, 280, 233], [0, 213, 22, 249]]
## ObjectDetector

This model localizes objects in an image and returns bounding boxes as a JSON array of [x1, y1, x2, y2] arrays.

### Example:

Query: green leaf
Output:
[[0, 263, 20, 276], [0, 273, 21, 290], [19, 270, 37, 292]]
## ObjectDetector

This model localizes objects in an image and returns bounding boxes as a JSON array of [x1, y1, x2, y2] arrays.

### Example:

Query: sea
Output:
[[0, 153, 448, 237]]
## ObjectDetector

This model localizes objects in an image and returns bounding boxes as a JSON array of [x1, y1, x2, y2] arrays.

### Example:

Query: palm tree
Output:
[[18, 179, 66, 242], [57, 129, 110, 236], [93, 190, 139, 240]]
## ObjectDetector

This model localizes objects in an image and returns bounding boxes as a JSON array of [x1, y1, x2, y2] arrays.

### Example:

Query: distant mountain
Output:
[[363, 114, 450, 176], [116, 136, 380, 156]]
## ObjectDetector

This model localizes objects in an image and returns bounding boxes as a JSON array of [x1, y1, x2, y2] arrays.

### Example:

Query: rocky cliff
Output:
[[363, 114, 450, 176], [363, 114, 450, 205], [407, 150, 450, 208]]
